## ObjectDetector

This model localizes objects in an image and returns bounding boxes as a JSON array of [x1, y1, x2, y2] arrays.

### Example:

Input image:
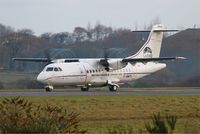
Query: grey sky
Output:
[[0, 0, 199, 35]]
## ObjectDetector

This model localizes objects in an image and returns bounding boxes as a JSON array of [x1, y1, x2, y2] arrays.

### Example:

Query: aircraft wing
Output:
[[12, 58, 80, 63], [12, 58, 52, 62], [122, 57, 187, 63]]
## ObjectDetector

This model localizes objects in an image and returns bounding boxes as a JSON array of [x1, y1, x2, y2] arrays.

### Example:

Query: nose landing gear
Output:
[[81, 86, 89, 91], [45, 85, 54, 92]]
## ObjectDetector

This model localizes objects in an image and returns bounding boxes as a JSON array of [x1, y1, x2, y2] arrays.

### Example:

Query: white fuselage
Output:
[[37, 59, 166, 87]]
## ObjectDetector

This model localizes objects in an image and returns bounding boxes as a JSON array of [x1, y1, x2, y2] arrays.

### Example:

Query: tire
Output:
[[81, 87, 89, 91], [109, 85, 118, 92], [45, 86, 53, 92]]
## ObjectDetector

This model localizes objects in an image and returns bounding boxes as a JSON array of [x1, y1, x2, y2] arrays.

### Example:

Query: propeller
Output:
[[100, 49, 110, 71]]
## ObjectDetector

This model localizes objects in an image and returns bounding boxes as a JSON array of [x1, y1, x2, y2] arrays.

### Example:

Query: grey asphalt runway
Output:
[[0, 89, 200, 96]]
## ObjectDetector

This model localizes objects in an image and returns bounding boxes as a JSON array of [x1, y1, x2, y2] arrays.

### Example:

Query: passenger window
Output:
[[46, 67, 53, 72], [54, 68, 59, 72]]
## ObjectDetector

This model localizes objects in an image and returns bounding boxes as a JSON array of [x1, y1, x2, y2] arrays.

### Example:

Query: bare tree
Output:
[[73, 27, 88, 42], [0, 24, 14, 37], [40, 32, 53, 40], [1, 32, 23, 69], [92, 22, 113, 41], [18, 28, 34, 35]]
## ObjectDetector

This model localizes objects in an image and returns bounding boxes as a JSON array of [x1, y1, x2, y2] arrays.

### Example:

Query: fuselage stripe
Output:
[[43, 72, 151, 82], [43, 75, 86, 81]]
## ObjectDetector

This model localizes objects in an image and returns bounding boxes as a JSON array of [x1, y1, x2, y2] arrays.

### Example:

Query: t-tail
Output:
[[127, 24, 164, 59], [123, 24, 186, 62]]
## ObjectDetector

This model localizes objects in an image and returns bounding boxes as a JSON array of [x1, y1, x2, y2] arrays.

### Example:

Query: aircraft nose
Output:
[[37, 73, 45, 83]]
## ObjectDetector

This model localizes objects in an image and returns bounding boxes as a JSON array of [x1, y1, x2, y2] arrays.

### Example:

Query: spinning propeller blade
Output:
[[100, 49, 110, 71]]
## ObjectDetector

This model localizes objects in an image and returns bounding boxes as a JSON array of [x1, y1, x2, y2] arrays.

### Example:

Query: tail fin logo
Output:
[[143, 47, 152, 58]]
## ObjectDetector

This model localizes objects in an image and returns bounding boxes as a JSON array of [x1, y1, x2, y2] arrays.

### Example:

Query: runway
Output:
[[0, 89, 200, 96]]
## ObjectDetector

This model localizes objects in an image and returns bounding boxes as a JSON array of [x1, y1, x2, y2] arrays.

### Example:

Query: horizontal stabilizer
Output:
[[132, 30, 179, 32], [122, 57, 187, 63]]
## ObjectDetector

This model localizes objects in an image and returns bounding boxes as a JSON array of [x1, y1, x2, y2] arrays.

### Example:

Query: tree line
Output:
[[0, 22, 145, 70]]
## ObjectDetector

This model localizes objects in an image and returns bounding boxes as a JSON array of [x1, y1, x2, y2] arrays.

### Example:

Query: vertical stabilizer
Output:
[[127, 24, 164, 58]]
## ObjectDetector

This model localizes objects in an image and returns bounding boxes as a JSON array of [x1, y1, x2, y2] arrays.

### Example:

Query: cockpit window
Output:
[[54, 68, 59, 71], [58, 67, 63, 71], [46, 67, 53, 71], [46, 67, 63, 72]]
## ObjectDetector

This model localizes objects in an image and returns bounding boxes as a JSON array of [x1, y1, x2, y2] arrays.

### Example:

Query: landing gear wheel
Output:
[[109, 85, 118, 92], [81, 87, 89, 91], [45, 85, 54, 92]]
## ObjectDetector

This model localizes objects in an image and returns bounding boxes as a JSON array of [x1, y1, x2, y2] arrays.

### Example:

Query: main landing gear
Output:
[[109, 85, 118, 92], [45, 85, 54, 92], [80, 84, 119, 92]]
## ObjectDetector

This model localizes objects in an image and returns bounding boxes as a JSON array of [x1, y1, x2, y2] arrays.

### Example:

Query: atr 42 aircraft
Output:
[[13, 24, 186, 92]]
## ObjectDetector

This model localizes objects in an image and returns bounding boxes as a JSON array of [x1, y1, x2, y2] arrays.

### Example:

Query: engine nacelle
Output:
[[107, 59, 127, 70]]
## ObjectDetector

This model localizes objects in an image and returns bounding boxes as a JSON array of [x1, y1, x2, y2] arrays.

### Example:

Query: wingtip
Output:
[[12, 58, 16, 61], [176, 57, 187, 60]]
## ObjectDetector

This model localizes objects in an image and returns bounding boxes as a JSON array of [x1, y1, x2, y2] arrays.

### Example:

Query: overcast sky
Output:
[[0, 0, 199, 35]]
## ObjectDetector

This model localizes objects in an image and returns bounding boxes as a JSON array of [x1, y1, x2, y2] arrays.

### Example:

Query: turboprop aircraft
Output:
[[13, 24, 186, 92]]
